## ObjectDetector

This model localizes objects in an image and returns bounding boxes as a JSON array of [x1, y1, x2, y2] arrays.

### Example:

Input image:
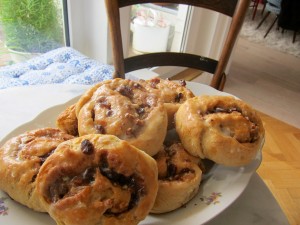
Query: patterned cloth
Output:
[[0, 47, 114, 89]]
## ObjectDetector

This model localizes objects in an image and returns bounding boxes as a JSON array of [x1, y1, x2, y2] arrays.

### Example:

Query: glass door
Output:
[[128, 3, 189, 56], [124, 3, 233, 81], [125, 3, 192, 79], [0, 0, 68, 66]]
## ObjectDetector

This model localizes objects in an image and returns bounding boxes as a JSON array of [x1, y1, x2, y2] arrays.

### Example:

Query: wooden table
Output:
[[257, 112, 300, 225]]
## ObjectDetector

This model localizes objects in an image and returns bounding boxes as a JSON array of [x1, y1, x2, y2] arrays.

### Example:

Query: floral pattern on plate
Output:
[[200, 192, 222, 205], [0, 197, 8, 216]]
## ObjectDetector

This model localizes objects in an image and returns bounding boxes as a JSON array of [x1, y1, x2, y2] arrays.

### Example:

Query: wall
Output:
[[67, 0, 111, 63]]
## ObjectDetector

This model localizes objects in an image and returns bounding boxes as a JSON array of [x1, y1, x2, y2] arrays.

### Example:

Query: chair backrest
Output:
[[266, 0, 282, 14], [267, 0, 282, 6], [105, 0, 251, 90]]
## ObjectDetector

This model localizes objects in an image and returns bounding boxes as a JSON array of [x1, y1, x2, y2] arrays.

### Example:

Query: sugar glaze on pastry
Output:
[[56, 104, 78, 136], [151, 142, 202, 213], [37, 134, 158, 225], [0, 128, 74, 212], [175, 95, 265, 166], [75, 78, 168, 156], [139, 77, 195, 129]]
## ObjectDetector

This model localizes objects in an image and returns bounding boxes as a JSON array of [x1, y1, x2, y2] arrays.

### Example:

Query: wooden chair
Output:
[[278, 0, 300, 43], [251, 0, 267, 20], [105, 0, 251, 90], [256, 0, 282, 38]]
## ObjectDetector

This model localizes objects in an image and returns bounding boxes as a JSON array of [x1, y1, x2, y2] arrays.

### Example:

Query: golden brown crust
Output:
[[175, 95, 265, 166], [0, 128, 74, 212], [151, 143, 202, 213], [56, 104, 78, 136], [139, 78, 195, 129], [37, 134, 158, 225], [75, 78, 168, 156]]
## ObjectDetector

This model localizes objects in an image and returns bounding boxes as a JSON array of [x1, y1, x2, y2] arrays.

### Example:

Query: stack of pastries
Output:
[[0, 78, 265, 225]]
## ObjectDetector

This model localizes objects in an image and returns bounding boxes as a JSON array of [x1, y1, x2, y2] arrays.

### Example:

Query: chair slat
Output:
[[118, 0, 238, 16], [124, 52, 217, 74]]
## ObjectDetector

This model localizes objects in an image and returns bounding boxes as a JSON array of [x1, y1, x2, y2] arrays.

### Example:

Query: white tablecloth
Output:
[[0, 84, 289, 225]]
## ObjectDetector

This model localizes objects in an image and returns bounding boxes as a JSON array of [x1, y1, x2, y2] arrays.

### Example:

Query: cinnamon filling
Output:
[[116, 85, 133, 98], [204, 106, 260, 143], [81, 139, 94, 155], [47, 150, 146, 214], [91, 83, 153, 137], [95, 124, 106, 134], [149, 78, 160, 88], [165, 162, 195, 181], [97, 96, 111, 109], [48, 167, 96, 203], [207, 106, 241, 114], [174, 93, 183, 103], [99, 151, 146, 214], [158, 146, 196, 181], [136, 104, 151, 120], [39, 148, 56, 165]]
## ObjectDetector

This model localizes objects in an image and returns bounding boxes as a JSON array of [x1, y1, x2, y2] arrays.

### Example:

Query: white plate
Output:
[[0, 82, 262, 225]]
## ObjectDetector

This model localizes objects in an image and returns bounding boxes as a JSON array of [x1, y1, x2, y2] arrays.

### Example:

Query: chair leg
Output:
[[252, 0, 260, 20], [261, 2, 266, 15], [264, 15, 278, 38], [257, 11, 270, 29], [293, 30, 297, 43], [218, 73, 226, 91]]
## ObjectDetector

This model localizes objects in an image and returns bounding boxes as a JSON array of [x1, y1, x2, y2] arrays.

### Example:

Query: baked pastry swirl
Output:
[[151, 142, 202, 213], [175, 95, 265, 166], [0, 128, 74, 212], [75, 78, 168, 156], [36, 134, 158, 225], [139, 78, 195, 129], [56, 104, 78, 136]]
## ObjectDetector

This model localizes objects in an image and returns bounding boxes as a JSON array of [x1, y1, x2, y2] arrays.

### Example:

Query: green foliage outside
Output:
[[0, 0, 64, 53]]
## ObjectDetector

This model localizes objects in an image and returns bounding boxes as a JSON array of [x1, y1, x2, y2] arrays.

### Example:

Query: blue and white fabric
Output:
[[0, 47, 114, 89]]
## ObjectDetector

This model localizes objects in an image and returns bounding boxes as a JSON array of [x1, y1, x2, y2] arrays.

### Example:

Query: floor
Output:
[[224, 37, 300, 129], [193, 36, 300, 225], [222, 15, 300, 225]]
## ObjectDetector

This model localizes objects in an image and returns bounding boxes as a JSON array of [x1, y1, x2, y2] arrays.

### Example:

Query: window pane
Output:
[[0, 0, 66, 66], [129, 3, 189, 57]]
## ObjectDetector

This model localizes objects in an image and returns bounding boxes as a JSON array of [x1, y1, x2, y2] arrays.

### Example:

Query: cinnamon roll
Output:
[[0, 128, 74, 212], [75, 78, 168, 156], [151, 142, 202, 213], [139, 78, 195, 129], [56, 104, 78, 136], [36, 134, 158, 225], [175, 95, 265, 166]]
